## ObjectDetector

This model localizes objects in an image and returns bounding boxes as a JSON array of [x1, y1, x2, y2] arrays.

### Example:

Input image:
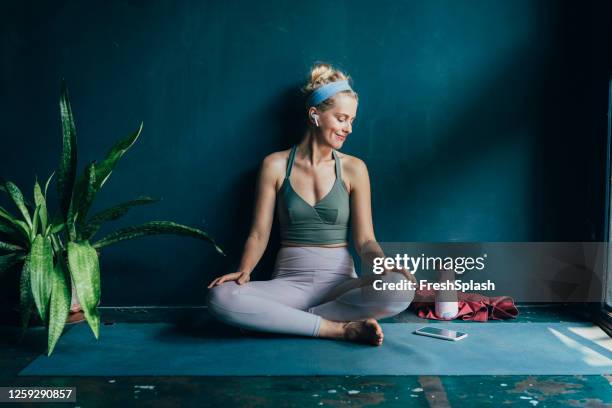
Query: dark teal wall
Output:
[[1, 0, 609, 305]]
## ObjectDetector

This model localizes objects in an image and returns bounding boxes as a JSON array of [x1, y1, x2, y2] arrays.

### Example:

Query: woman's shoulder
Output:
[[335, 151, 368, 194], [336, 150, 367, 175], [261, 148, 293, 177], [263, 148, 292, 165]]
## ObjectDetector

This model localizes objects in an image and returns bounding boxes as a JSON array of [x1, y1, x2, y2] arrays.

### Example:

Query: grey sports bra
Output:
[[276, 145, 350, 245]]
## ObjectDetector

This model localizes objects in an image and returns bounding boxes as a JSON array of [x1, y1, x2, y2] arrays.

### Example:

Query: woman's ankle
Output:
[[318, 319, 345, 339]]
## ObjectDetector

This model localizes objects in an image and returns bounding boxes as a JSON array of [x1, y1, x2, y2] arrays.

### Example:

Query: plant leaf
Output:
[[0, 207, 31, 245], [67, 241, 100, 339], [82, 196, 159, 240], [26, 235, 54, 322], [57, 80, 78, 222], [47, 258, 70, 356], [0, 206, 15, 222], [43, 172, 55, 200], [92, 220, 225, 256], [0, 252, 24, 267], [0, 182, 34, 209], [0, 252, 24, 279], [0, 241, 24, 252], [73, 162, 97, 237], [19, 261, 33, 335], [94, 122, 143, 191], [16, 220, 32, 244], [34, 180, 48, 234], [49, 223, 66, 234], [50, 233, 63, 253], [4, 181, 32, 228], [47, 214, 65, 236], [66, 198, 77, 241], [33, 179, 44, 207], [0, 221, 15, 235], [32, 205, 40, 238], [0, 221, 28, 248]]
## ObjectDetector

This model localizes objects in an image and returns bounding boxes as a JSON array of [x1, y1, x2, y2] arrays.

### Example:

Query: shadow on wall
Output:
[[381, 46, 539, 242], [375, 24, 604, 243]]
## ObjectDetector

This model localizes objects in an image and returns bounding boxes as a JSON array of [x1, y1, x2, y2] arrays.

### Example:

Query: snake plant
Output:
[[0, 80, 225, 356]]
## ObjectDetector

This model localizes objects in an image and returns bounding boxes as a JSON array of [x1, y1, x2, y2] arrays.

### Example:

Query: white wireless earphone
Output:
[[310, 112, 319, 127]]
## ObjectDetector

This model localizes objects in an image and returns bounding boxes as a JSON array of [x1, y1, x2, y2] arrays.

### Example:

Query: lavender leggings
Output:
[[206, 246, 414, 337]]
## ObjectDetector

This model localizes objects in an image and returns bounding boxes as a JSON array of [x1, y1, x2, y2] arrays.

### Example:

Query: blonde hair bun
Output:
[[301, 62, 357, 108]]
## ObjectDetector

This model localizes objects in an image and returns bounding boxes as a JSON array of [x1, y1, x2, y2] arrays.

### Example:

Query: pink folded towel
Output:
[[411, 289, 519, 322]]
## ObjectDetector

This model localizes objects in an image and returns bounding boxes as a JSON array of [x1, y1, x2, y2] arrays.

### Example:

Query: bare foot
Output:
[[343, 318, 384, 346]]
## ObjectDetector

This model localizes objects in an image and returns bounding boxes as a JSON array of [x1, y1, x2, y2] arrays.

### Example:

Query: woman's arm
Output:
[[349, 158, 387, 268], [235, 154, 279, 274], [349, 158, 414, 281], [208, 154, 279, 287]]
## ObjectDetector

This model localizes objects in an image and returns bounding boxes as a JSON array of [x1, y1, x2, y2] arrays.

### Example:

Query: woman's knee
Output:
[[376, 272, 415, 316], [382, 295, 414, 317], [206, 281, 241, 314]]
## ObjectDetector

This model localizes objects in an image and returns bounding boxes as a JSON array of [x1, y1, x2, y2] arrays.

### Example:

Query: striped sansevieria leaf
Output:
[[4, 182, 32, 229], [43, 172, 54, 201], [93, 122, 142, 191], [0, 182, 34, 210], [66, 193, 78, 242], [47, 258, 70, 355], [57, 80, 78, 222], [0, 222, 15, 235], [48, 222, 65, 236], [32, 205, 41, 238], [19, 260, 33, 335], [0, 206, 31, 245], [0, 241, 24, 252], [73, 162, 97, 236], [26, 235, 54, 322], [13, 220, 31, 245], [81, 196, 158, 240], [92, 221, 226, 256], [33, 180, 48, 234], [67, 241, 100, 338], [0, 253, 24, 278], [49, 222, 65, 235]]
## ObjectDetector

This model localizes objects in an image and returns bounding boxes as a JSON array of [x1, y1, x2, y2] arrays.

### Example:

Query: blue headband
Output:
[[307, 80, 353, 107]]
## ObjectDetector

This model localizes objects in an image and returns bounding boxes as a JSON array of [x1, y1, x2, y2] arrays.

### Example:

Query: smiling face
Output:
[[309, 93, 358, 149]]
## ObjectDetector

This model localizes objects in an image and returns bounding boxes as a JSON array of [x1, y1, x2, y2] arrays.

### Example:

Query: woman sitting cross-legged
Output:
[[207, 63, 415, 346]]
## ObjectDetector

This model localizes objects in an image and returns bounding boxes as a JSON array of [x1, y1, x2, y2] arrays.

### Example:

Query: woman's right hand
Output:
[[207, 271, 251, 288]]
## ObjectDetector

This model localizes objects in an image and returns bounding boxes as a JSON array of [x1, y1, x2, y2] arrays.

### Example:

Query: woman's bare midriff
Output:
[[281, 241, 348, 248]]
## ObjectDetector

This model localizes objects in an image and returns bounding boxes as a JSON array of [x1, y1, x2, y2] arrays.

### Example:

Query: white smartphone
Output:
[[414, 326, 468, 341]]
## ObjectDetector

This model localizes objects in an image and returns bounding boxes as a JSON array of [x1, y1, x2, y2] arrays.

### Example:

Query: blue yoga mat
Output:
[[20, 322, 612, 376]]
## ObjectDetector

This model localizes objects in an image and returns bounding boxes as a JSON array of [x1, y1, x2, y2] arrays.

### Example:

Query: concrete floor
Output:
[[0, 305, 610, 407]]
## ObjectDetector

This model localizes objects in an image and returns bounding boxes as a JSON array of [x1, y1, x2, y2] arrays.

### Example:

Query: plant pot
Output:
[[2, 303, 85, 327]]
